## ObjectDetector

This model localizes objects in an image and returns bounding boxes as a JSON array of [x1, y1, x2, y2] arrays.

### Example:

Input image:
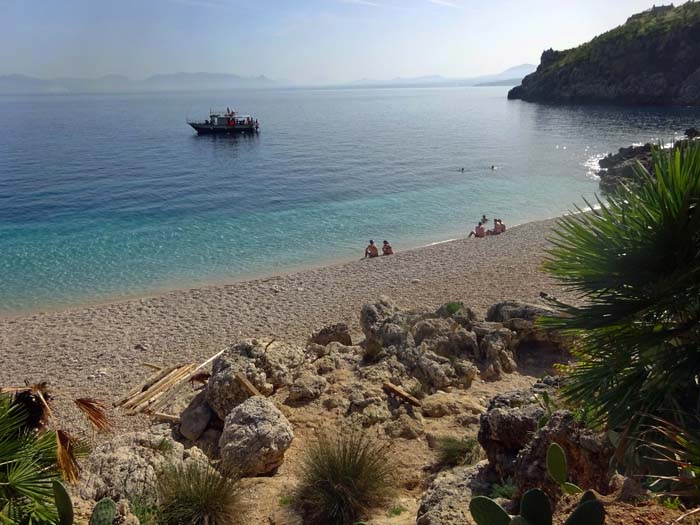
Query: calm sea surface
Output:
[[1, 87, 699, 314]]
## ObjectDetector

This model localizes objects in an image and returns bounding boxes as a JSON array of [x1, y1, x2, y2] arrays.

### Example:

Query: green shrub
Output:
[[130, 498, 161, 525], [541, 142, 700, 460], [436, 436, 482, 467], [297, 429, 396, 524], [489, 478, 517, 500], [0, 394, 62, 524], [156, 461, 241, 525]]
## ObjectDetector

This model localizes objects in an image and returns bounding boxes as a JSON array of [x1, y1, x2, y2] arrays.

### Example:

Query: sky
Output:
[[0, 0, 686, 84]]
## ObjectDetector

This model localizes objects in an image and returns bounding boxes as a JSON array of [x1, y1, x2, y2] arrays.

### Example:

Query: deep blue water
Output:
[[1, 87, 699, 313]]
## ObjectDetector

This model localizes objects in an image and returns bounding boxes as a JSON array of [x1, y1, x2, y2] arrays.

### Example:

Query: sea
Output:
[[1, 86, 699, 314]]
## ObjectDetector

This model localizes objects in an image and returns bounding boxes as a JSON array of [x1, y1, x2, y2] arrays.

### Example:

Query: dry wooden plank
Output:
[[114, 365, 178, 407], [235, 372, 262, 397], [143, 362, 163, 371], [122, 365, 186, 410], [140, 364, 196, 411], [148, 364, 200, 412], [382, 382, 421, 407], [151, 412, 181, 424]]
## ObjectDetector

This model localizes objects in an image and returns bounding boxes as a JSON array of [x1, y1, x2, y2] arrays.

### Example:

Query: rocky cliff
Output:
[[509, 3, 700, 106]]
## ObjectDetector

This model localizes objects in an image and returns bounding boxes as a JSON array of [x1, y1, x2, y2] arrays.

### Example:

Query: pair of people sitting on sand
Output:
[[364, 239, 393, 258], [468, 217, 506, 238]]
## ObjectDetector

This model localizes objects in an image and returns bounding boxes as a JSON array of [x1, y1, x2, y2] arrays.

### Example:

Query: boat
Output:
[[187, 108, 259, 135]]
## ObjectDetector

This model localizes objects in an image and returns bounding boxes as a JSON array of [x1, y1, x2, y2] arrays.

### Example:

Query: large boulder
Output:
[[416, 464, 491, 525], [360, 297, 419, 357], [514, 411, 614, 501], [206, 340, 306, 419], [486, 301, 555, 324], [477, 380, 558, 478], [309, 323, 352, 346], [219, 396, 294, 477], [287, 373, 328, 403], [179, 391, 213, 441]]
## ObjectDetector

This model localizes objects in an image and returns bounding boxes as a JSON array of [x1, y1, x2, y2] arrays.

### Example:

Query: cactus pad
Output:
[[519, 488, 552, 525], [89, 497, 117, 525], [469, 496, 511, 525], [546, 443, 568, 485]]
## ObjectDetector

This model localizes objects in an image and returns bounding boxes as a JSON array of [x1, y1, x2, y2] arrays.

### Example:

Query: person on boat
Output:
[[382, 240, 394, 256], [365, 240, 379, 258], [468, 222, 485, 238]]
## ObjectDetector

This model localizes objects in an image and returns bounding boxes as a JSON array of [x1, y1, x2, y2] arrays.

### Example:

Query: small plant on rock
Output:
[[297, 428, 396, 524], [156, 461, 241, 525], [436, 436, 482, 467]]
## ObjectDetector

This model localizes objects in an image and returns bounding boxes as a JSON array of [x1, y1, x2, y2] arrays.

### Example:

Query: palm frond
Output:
[[74, 398, 112, 432]]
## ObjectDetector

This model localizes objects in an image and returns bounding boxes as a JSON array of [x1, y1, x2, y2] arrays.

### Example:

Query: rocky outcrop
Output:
[[206, 340, 305, 419], [219, 396, 294, 476], [508, 3, 700, 106], [477, 379, 559, 478], [597, 131, 699, 192], [514, 411, 614, 501]]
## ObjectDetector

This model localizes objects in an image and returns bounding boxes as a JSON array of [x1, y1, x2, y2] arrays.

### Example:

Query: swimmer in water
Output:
[[491, 165, 496, 170]]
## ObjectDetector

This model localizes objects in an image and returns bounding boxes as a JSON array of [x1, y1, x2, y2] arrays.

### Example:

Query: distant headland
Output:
[[508, 3, 700, 106]]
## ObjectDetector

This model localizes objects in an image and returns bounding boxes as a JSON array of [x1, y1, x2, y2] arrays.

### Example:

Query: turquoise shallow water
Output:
[[1, 87, 699, 314]]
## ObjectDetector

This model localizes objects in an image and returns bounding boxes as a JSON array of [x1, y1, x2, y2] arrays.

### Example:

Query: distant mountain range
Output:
[[0, 72, 278, 94], [340, 64, 537, 88], [0, 64, 537, 94]]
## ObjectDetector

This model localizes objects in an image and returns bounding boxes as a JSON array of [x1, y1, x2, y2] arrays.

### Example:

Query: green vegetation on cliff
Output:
[[509, 3, 700, 105]]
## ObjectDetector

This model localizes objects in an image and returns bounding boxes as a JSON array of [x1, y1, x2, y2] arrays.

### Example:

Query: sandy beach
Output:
[[0, 217, 575, 426]]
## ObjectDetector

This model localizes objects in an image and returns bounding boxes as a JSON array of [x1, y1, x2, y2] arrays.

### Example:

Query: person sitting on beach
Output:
[[499, 219, 506, 232], [487, 219, 503, 236], [365, 240, 379, 258], [468, 222, 485, 238], [382, 240, 394, 256]]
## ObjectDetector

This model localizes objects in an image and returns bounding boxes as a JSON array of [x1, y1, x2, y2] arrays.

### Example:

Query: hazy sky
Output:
[[0, 0, 684, 84]]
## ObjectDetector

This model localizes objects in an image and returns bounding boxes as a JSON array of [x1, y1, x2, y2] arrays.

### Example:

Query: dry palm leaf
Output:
[[56, 429, 81, 483], [74, 397, 112, 432]]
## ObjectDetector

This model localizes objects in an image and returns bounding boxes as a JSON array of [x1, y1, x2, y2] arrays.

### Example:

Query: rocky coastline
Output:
[[596, 127, 700, 192], [508, 3, 700, 106]]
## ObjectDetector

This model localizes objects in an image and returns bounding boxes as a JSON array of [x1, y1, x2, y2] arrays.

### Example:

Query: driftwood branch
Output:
[[382, 382, 421, 407]]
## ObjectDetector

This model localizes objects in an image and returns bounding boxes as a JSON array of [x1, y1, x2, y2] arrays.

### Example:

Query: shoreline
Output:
[[0, 215, 559, 319], [0, 215, 579, 431]]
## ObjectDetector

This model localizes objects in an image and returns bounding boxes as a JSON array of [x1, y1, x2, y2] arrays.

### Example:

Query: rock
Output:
[[416, 464, 491, 525], [219, 396, 294, 477], [479, 329, 517, 379], [412, 318, 479, 360], [193, 428, 222, 458], [486, 301, 555, 324], [206, 340, 307, 419], [686, 127, 700, 139], [179, 391, 213, 441], [287, 373, 328, 403], [384, 414, 423, 439], [309, 322, 352, 346], [360, 297, 416, 357], [422, 392, 485, 418], [513, 411, 614, 501], [477, 382, 554, 479], [78, 427, 195, 503]]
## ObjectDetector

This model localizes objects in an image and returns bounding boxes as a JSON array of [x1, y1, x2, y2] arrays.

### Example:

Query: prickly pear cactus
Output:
[[89, 497, 117, 525], [546, 443, 582, 494], [52, 480, 74, 525], [519, 488, 552, 525], [469, 496, 511, 525], [564, 499, 605, 525]]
